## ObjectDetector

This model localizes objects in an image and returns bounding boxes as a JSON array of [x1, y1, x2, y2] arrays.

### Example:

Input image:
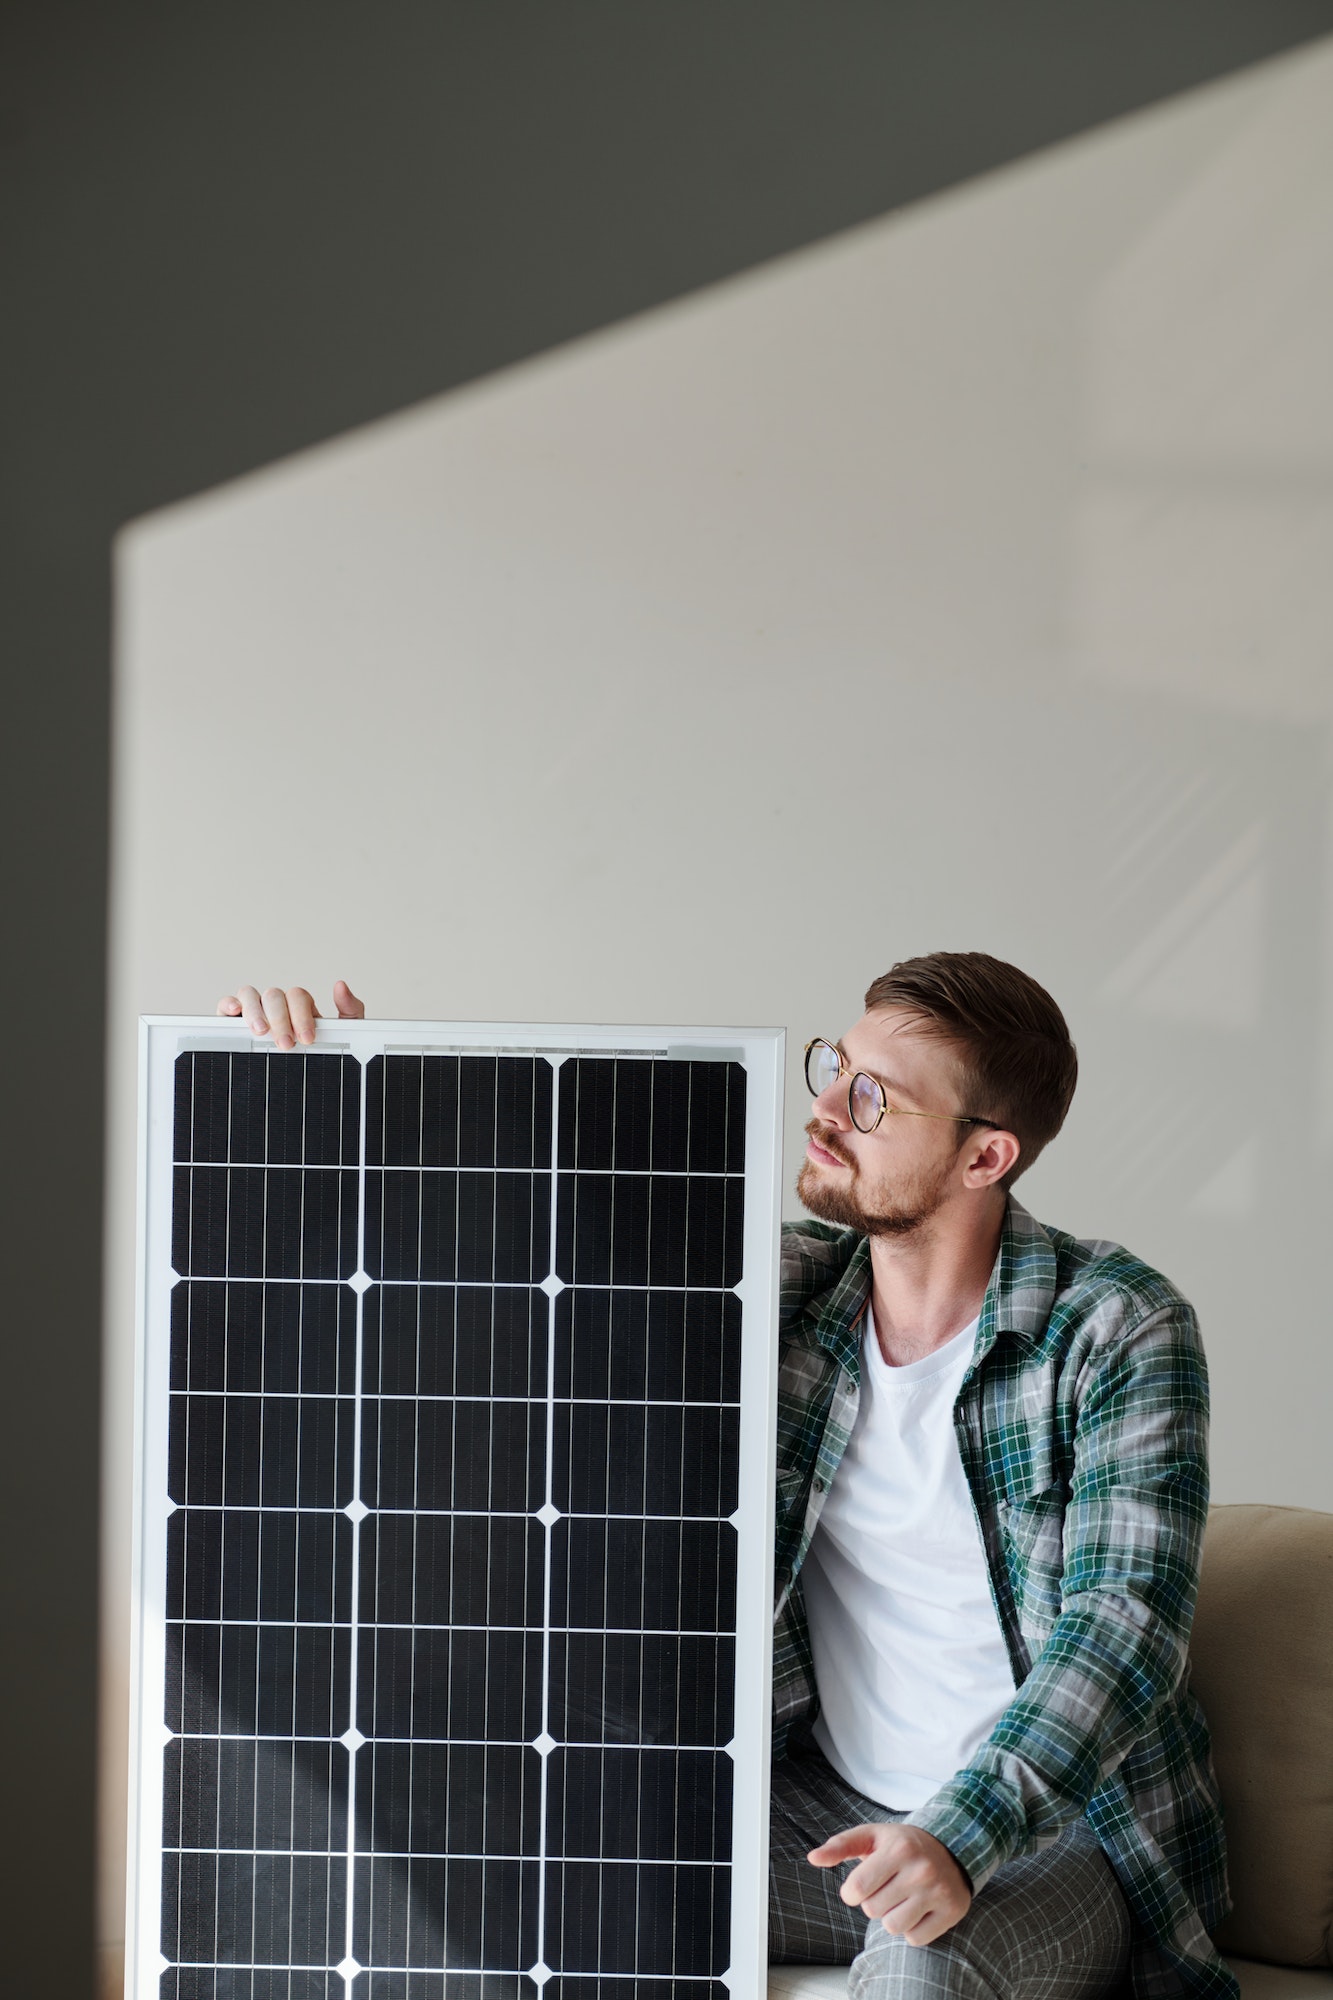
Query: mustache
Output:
[[804, 1117, 856, 1169]]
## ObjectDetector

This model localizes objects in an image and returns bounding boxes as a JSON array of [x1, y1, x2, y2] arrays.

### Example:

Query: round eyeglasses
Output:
[[804, 1037, 994, 1136]]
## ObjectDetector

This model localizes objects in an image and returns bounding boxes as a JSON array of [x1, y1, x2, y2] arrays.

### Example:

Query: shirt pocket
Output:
[[998, 1483, 1069, 1620]]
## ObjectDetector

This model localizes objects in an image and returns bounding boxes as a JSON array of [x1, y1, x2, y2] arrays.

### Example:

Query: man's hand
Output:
[[216, 980, 365, 1051], [808, 1822, 972, 1946]]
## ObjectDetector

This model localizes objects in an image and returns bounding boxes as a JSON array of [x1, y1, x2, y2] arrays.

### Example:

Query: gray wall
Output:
[[6, 6, 1333, 1993], [109, 29, 1333, 1958]]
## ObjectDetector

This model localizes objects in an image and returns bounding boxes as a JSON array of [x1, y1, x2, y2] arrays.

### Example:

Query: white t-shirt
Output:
[[804, 1304, 1016, 1809]]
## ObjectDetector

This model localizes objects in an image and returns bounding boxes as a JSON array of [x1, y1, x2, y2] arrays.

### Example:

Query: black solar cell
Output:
[[365, 1286, 545, 1400], [170, 1282, 358, 1396], [358, 1628, 543, 1743], [546, 1633, 735, 1749], [554, 1288, 741, 1405], [554, 1171, 744, 1289], [543, 1859, 730, 1975]]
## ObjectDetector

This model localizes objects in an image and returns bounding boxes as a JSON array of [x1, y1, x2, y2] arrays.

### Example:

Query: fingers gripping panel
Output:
[[153, 1045, 751, 2000]]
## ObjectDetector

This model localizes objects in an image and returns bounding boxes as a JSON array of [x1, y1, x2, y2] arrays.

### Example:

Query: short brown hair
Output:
[[864, 952, 1077, 1185]]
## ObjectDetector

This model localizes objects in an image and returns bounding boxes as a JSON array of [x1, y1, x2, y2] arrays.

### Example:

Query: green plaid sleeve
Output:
[[906, 1299, 1211, 1895]]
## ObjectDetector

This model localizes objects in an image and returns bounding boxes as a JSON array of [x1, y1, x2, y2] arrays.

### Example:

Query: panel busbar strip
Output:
[[133, 1020, 782, 2000]]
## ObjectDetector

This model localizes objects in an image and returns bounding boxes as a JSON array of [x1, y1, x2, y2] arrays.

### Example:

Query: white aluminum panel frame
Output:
[[128, 1014, 784, 2000]]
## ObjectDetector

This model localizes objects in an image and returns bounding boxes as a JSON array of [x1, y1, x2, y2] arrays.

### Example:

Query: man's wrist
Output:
[[905, 1770, 1023, 1896]]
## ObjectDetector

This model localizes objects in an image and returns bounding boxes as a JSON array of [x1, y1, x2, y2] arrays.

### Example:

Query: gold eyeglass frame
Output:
[[803, 1037, 996, 1136]]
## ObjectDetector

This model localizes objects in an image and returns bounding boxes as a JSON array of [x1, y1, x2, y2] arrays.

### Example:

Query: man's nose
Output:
[[812, 1079, 852, 1129]]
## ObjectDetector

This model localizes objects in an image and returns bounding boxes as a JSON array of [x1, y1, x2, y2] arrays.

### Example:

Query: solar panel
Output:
[[129, 1019, 783, 2000]]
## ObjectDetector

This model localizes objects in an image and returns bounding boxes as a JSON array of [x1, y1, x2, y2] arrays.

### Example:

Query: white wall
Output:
[[105, 33, 1333, 1949]]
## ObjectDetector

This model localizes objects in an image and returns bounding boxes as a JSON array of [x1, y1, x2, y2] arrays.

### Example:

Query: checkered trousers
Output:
[[770, 1734, 1134, 2000]]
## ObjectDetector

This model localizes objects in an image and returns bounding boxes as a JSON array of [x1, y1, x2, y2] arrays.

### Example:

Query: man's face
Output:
[[797, 1007, 975, 1238]]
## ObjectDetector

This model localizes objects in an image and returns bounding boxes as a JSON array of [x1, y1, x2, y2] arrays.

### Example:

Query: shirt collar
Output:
[[975, 1195, 1058, 1358]]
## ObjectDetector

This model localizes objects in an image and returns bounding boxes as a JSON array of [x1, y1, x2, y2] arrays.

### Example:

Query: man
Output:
[[220, 955, 1233, 2000]]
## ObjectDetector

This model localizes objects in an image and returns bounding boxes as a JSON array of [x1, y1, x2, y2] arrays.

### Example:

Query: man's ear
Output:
[[962, 1126, 1021, 1189]]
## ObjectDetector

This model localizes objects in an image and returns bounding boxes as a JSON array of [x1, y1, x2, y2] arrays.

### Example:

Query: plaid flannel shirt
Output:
[[772, 1197, 1236, 2000]]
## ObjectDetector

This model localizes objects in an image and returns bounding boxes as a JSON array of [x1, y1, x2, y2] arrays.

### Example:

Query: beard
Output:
[[796, 1117, 958, 1238]]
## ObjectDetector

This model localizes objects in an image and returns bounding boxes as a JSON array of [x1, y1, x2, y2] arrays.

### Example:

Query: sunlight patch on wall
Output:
[[1100, 824, 1264, 1031], [1189, 1136, 1259, 1218]]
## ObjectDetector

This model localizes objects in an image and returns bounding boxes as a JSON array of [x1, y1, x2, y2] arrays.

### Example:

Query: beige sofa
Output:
[[770, 1505, 1333, 2000]]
